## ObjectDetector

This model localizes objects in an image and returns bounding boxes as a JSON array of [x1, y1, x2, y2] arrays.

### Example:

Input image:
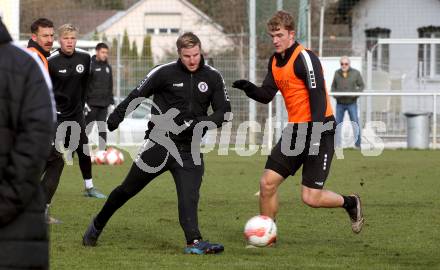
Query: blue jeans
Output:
[[336, 103, 361, 147]]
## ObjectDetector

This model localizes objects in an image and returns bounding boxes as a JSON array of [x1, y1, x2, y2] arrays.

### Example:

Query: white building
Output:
[[96, 0, 233, 63], [348, 0, 440, 92]]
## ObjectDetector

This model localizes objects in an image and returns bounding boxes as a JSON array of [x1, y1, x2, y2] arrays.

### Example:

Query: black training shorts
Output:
[[265, 129, 335, 189]]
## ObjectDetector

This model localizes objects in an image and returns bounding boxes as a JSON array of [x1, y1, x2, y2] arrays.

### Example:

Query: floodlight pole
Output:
[[267, 0, 284, 149], [307, 1, 311, 48], [277, 0, 283, 10], [318, 0, 326, 56], [366, 43, 378, 125], [116, 34, 122, 145], [249, 0, 257, 145]]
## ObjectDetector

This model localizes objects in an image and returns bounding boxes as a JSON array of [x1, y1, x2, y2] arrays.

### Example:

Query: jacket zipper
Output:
[[189, 73, 193, 113]]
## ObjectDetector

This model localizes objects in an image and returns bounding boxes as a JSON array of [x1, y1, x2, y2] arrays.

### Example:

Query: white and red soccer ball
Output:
[[244, 215, 277, 247], [105, 147, 124, 165], [91, 148, 124, 165]]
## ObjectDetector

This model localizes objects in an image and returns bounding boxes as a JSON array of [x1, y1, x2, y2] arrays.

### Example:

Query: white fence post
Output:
[[433, 94, 437, 149]]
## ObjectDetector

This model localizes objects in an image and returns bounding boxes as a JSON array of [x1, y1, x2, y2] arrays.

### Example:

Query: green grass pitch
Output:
[[50, 149, 440, 269]]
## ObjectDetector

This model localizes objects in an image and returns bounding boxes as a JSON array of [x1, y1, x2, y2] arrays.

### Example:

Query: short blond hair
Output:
[[58, 23, 78, 38], [267, 10, 295, 32], [176, 32, 201, 53]]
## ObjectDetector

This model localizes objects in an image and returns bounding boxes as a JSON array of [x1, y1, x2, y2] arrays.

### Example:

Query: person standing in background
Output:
[[48, 24, 106, 199], [85, 42, 114, 151], [331, 56, 365, 148], [27, 18, 65, 224]]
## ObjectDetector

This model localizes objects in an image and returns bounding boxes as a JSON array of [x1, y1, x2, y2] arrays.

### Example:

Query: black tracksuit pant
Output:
[[95, 140, 204, 244], [57, 113, 92, 180], [40, 146, 65, 204], [85, 106, 108, 151], [41, 113, 92, 203]]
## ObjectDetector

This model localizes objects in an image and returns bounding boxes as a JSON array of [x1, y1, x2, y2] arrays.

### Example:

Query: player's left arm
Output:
[[356, 70, 365, 92], [195, 71, 232, 128], [295, 49, 327, 122]]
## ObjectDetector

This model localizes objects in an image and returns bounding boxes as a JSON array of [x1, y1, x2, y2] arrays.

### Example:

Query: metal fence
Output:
[[10, 0, 440, 148]]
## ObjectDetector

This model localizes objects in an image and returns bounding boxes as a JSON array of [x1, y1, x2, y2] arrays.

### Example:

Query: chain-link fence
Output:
[[7, 0, 440, 147]]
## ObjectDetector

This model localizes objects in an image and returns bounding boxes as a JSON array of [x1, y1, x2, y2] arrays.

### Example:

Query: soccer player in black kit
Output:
[[83, 32, 231, 254], [48, 24, 106, 199]]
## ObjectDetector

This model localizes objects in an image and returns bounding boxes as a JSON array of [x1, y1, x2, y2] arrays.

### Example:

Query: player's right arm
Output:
[[232, 56, 278, 104], [107, 65, 161, 131]]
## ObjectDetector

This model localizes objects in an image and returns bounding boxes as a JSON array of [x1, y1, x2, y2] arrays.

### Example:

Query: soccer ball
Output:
[[94, 150, 107, 165], [244, 215, 277, 247], [105, 148, 124, 165]]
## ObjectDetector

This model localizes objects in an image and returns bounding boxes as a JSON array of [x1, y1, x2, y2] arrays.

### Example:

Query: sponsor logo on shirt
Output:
[[76, 64, 84, 73], [173, 82, 184, 87], [198, 81, 208, 92]]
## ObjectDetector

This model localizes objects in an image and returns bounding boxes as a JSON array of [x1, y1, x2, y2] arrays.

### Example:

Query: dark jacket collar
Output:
[[27, 39, 51, 58], [56, 48, 76, 58], [0, 19, 13, 45], [337, 67, 353, 74], [92, 54, 107, 64], [274, 41, 300, 65], [177, 55, 205, 73]]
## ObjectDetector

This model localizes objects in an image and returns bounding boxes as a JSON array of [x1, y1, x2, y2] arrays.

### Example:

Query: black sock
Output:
[[342, 195, 356, 210]]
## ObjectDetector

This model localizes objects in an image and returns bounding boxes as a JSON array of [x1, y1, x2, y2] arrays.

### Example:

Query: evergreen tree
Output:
[[92, 29, 99, 41], [131, 40, 138, 59], [121, 29, 130, 58], [102, 33, 108, 43], [140, 35, 154, 70]]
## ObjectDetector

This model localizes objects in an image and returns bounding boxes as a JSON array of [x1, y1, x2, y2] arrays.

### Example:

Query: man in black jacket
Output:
[[48, 24, 106, 199], [27, 18, 53, 69], [0, 18, 55, 270], [85, 42, 114, 151], [27, 18, 65, 224], [83, 32, 231, 255]]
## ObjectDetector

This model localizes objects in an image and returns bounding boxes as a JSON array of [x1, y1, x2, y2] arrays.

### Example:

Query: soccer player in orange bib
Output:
[[232, 11, 364, 237]]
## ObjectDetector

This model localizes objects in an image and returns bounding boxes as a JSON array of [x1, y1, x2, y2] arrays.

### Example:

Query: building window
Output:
[[145, 28, 181, 35], [418, 26, 440, 78], [365, 28, 391, 72], [170, 28, 180, 34]]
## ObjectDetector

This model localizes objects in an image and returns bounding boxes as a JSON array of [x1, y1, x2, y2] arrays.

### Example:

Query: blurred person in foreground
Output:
[[0, 18, 55, 270]]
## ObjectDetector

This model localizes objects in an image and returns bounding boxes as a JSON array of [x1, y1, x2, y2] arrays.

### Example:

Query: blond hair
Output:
[[176, 32, 201, 53], [58, 23, 78, 38], [267, 10, 295, 32]]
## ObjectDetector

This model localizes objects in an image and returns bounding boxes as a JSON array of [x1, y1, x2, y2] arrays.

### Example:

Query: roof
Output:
[[96, 0, 225, 33], [20, 8, 117, 38]]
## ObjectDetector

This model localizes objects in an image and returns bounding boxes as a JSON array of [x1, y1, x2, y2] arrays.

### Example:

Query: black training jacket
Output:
[[112, 56, 231, 145], [86, 55, 114, 107], [0, 19, 55, 270], [48, 48, 90, 119]]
